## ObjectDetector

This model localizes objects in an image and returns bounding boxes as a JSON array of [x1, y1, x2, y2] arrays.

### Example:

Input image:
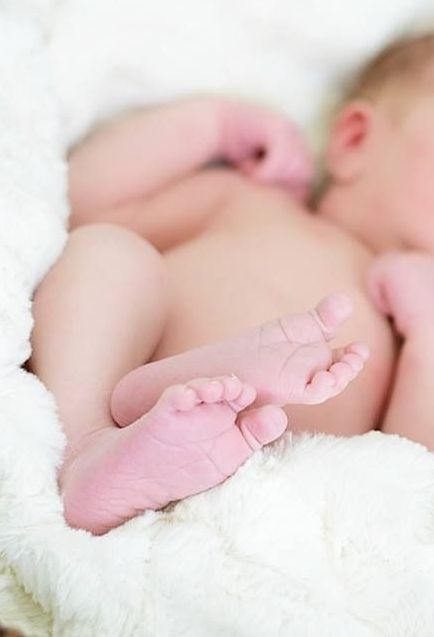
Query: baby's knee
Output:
[[68, 223, 167, 287], [69, 223, 163, 264]]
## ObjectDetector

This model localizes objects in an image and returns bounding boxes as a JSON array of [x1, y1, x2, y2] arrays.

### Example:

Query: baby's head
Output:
[[318, 32, 434, 253]]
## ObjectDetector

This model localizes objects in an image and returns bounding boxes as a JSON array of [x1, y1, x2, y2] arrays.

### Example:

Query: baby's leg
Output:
[[112, 294, 369, 427], [369, 252, 434, 450], [30, 224, 168, 450], [30, 224, 286, 535]]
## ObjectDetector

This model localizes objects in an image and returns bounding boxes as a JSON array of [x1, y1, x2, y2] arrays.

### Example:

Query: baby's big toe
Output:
[[313, 293, 354, 340], [238, 405, 288, 450]]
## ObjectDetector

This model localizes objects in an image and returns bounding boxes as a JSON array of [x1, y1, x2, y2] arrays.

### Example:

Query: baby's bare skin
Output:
[[119, 171, 396, 436]]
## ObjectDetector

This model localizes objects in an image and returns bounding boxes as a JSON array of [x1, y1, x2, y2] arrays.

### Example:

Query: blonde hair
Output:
[[347, 32, 434, 104]]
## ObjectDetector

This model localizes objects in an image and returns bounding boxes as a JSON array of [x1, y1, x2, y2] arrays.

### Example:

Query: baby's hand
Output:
[[368, 251, 434, 337], [219, 101, 313, 201]]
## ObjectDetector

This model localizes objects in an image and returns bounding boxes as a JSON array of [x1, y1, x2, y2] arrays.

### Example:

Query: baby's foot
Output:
[[368, 251, 434, 336], [241, 293, 369, 406], [61, 376, 287, 535], [112, 294, 369, 426]]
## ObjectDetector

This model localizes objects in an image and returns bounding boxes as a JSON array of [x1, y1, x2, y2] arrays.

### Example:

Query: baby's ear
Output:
[[325, 100, 376, 182]]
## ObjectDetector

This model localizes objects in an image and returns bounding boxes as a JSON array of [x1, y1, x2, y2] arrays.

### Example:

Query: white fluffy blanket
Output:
[[2, 2, 434, 635]]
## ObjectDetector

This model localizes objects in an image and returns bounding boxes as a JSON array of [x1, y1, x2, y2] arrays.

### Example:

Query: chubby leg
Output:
[[112, 293, 369, 427], [30, 224, 168, 449], [369, 251, 434, 449], [30, 224, 287, 535]]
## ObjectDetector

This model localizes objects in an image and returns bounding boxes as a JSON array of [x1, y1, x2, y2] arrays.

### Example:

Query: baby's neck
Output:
[[316, 184, 402, 254]]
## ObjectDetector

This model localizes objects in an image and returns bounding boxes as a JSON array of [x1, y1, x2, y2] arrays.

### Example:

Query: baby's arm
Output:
[[69, 98, 312, 228], [369, 252, 434, 450], [69, 99, 222, 221], [82, 168, 246, 252], [381, 329, 434, 449]]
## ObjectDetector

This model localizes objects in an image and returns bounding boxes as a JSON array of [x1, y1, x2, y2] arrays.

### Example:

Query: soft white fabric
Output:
[[2, 2, 434, 635]]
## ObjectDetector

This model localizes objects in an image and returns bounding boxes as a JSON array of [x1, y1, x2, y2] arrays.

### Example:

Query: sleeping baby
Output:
[[29, 32, 434, 534]]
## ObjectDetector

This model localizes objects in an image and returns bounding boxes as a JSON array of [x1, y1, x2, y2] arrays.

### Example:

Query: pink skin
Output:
[[221, 93, 434, 252], [232, 93, 434, 453], [111, 294, 369, 427], [69, 97, 314, 225], [367, 251, 434, 450], [224, 93, 434, 322], [220, 100, 313, 201], [369, 251, 434, 336], [63, 294, 368, 535], [62, 375, 286, 535]]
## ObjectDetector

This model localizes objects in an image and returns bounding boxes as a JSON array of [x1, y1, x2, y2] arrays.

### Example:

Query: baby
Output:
[[29, 33, 434, 535]]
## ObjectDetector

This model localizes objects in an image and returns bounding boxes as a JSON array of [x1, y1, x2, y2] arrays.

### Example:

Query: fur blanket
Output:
[[2, 1, 434, 635]]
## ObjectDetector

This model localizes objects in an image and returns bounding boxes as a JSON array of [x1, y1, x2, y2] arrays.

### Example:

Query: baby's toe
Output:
[[228, 383, 257, 412], [220, 375, 244, 401], [160, 384, 199, 412], [346, 342, 370, 361], [238, 405, 287, 449], [339, 352, 364, 373], [303, 370, 336, 404], [313, 294, 354, 340], [187, 378, 225, 403], [328, 360, 359, 393]]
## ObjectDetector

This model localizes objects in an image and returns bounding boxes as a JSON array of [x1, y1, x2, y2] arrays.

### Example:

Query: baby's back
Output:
[[156, 172, 396, 436]]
